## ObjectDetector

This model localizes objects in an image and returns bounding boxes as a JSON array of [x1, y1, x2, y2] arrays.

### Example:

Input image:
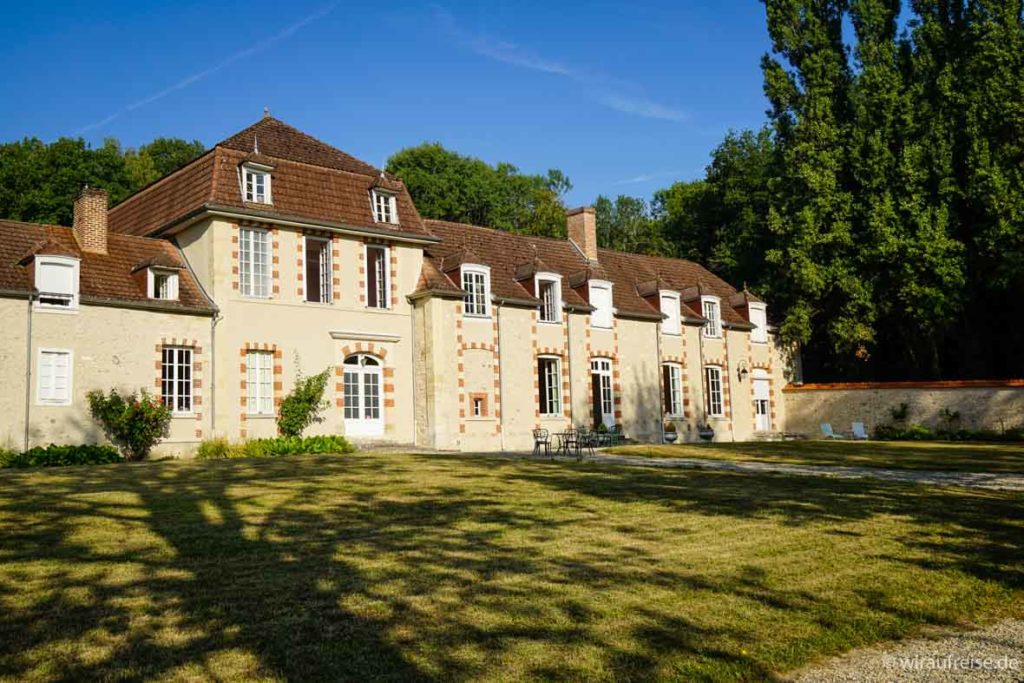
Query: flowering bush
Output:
[[87, 389, 172, 461]]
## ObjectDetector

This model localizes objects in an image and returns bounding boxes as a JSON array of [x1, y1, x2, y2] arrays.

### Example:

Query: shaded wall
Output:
[[783, 381, 1024, 436]]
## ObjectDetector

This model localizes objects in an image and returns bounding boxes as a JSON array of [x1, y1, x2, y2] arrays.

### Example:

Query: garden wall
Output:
[[783, 380, 1024, 437]]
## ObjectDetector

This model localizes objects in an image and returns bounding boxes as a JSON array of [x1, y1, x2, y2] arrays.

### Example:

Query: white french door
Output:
[[591, 358, 614, 428], [342, 355, 384, 437], [753, 377, 771, 432]]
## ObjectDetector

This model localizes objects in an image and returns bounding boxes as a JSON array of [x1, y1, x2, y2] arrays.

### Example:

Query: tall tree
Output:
[[761, 0, 875, 378]]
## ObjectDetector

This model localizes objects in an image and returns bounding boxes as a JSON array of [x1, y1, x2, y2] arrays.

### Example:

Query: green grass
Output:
[[0, 453, 1022, 682], [608, 440, 1024, 473]]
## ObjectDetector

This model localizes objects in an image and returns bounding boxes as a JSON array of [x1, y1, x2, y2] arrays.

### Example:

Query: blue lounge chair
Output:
[[820, 423, 845, 439], [851, 422, 869, 440]]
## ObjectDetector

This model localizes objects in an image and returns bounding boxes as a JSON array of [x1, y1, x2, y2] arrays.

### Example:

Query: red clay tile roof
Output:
[[420, 219, 753, 324], [0, 219, 214, 314], [108, 117, 430, 239]]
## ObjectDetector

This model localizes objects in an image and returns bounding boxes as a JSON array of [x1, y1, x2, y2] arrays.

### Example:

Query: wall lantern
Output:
[[737, 361, 749, 382]]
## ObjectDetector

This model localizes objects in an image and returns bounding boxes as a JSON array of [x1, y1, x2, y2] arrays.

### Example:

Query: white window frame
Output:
[[365, 244, 390, 309], [663, 363, 683, 417], [239, 227, 271, 298], [660, 290, 681, 335], [161, 346, 193, 415], [148, 268, 179, 301], [371, 190, 398, 224], [246, 350, 275, 416], [705, 365, 724, 418], [702, 295, 722, 339], [589, 280, 614, 329], [36, 348, 73, 406], [537, 356, 562, 417], [243, 164, 272, 204], [749, 303, 768, 344], [34, 256, 80, 310], [535, 272, 562, 323], [461, 264, 491, 318], [303, 236, 332, 304], [591, 357, 614, 427]]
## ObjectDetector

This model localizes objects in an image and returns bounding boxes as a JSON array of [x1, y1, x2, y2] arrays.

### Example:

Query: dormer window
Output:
[[148, 268, 179, 301], [701, 296, 722, 338], [372, 190, 398, 224], [660, 291, 681, 335], [461, 265, 490, 317], [35, 256, 80, 309], [536, 273, 562, 323], [749, 303, 768, 344], [589, 280, 613, 329], [243, 164, 272, 204]]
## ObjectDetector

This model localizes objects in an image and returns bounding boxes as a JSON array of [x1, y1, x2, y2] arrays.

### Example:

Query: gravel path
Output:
[[581, 453, 1024, 492], [786, 619, 1024, 682]]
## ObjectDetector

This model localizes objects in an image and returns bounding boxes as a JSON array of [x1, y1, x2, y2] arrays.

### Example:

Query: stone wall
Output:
[[783, 381, 1024, 437]]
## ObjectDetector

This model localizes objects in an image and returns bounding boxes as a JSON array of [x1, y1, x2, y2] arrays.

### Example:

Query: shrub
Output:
[[196, 438, 233, 460], [1, 443, 121, 468], [873, 423, 933, 441], [277, 368, 331, 437], [196, 434, 355, 460], [87, 389, 172, 461]]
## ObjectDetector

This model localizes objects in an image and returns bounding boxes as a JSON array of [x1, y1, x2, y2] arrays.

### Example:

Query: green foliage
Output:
[[874, 422, 1024, 443], [195, 434, 355, 460], [1, 443, 121, 468], [386, 143, 571, 238], [889, 402, 910, 423], [276, 368, 331, 437], [593, 195, 670, 255], [87, 389, 172, 461], [0, 136, 205, 226], [615, 0, 1024, 381]]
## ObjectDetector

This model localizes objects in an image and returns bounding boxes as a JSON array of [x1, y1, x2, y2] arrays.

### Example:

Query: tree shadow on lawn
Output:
[[618, 440, 1024, 473], [0, 455, 785, 682], [0, 453, 1021, 682], [498, 455, 1024, 592]]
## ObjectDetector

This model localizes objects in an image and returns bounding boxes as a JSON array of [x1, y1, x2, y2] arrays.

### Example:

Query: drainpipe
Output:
[[496, 300, 506, 452], [23, 289, 36, 452], [409, 300, 418, 447], [210, 311, 221, 436], [565, 306, 575, 429], [655, 318, 663, 442]]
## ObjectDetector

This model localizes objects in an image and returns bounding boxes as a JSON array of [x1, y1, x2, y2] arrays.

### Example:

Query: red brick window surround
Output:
[[154, 339, 204, 440], [239, 343, 283, 440], [233, 224, 280, 297]]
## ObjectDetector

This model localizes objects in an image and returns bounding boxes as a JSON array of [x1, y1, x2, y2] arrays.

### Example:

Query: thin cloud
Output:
[[434, 7, 687, 123], [613, 169, 682, 185], [75, 3, 337, 135]]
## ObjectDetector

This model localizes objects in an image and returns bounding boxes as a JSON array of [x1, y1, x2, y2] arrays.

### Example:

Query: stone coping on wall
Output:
[[784, 379, 1024, 392]]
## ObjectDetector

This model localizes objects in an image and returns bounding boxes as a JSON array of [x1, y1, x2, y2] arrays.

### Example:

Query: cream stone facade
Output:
[[0, 116, 794, 455], [0, 288, 212, 455], [174, 217, 425, 444]]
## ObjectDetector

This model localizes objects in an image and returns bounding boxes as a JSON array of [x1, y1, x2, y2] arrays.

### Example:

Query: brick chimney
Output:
[[567, 206, 598, 262], [73, 186, 109, 254]]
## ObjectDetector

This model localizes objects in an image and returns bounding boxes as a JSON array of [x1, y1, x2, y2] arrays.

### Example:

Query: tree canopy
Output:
[[0, 136, 205, 226], [386, 143, 572, 238]]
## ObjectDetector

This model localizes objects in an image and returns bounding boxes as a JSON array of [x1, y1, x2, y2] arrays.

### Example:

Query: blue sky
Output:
[[0, 1, 773, 205]]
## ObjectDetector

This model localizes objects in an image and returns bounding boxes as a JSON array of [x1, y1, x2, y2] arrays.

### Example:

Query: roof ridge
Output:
[[423, 218, 576, 249]]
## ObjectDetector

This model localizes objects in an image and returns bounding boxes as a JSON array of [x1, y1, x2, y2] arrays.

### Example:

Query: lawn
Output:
[[607, 439, 1024, 473], [0, 453, 1021, 682]]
